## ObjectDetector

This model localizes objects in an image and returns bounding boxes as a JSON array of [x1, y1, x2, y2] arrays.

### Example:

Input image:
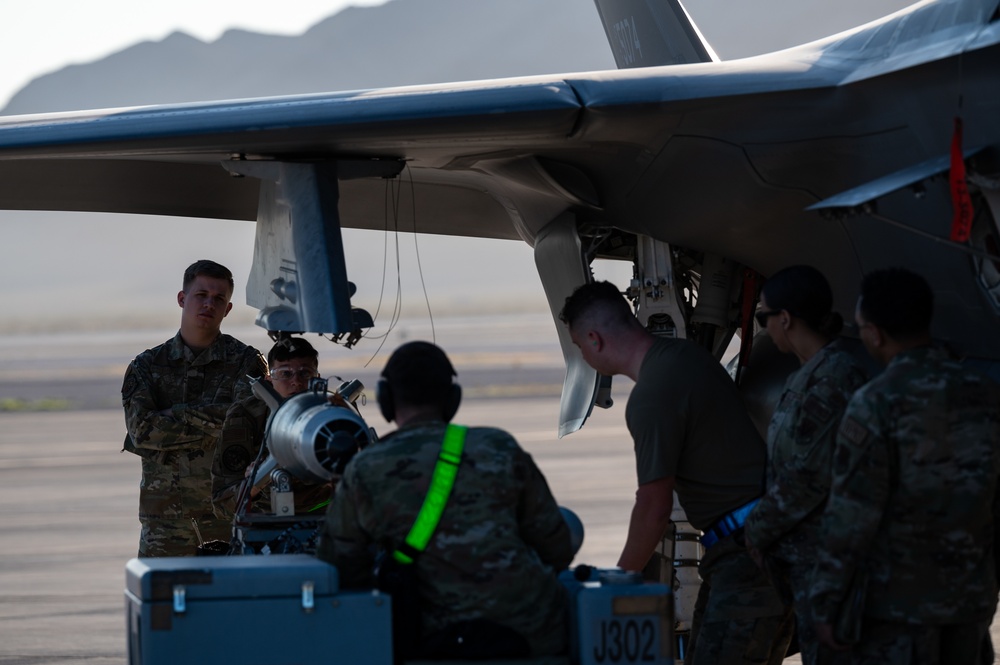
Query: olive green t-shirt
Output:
[[625, 337, 765, 530]]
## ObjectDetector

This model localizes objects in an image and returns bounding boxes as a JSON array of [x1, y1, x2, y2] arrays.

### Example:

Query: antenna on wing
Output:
[[593, 0, 718, 67]]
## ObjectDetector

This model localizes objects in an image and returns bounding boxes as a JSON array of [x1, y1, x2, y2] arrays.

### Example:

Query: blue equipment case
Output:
[[125, 554, 393, 665], [562, 568, 673, 665]]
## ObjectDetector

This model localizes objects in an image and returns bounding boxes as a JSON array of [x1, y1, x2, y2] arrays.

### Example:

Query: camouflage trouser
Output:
[[138, 453, 232, 557], [767, 557, 851, 665], [138, 515, 232, 557], [687, 531, 793, 665], [852, 618, 993, 665]]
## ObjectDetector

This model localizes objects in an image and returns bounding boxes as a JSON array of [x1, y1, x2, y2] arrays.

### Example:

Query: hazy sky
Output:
[[0, 0, 387, 109]]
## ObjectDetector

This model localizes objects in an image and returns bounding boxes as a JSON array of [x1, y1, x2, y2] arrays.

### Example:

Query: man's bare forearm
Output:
[[617, 477, 675, 571]]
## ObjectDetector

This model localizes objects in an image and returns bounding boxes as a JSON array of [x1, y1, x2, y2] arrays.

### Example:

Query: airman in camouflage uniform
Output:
[[744, 265, 870, 665], [811, 268, 1000, 664], [122, 260, 266, 557], [212, 338, 332, 518], [317, 341, 572, 658]]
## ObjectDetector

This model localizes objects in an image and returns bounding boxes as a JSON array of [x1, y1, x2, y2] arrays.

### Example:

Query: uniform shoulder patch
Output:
[[839, 416, 871, 447], [802, 394, 834, 423], [222, 445, 252, 474], [122, 368, 138, 399]]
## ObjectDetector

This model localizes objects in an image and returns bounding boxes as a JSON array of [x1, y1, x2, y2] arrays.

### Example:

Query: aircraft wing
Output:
[[0, 0, 996, 237], [2, 0, 1000, 434]]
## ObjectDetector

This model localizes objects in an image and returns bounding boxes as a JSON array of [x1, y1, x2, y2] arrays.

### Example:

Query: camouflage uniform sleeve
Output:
[[746, 372, 859, 552], [189, 350, 268, 425], [810, 391, 890, 623], [211, 397, 268, 519], [122, 358, 220, 453], [515, 448, 574, 570], [317, 463, 375, 588]]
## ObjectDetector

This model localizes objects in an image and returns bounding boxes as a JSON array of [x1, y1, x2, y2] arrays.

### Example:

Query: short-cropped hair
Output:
[[183, 259, 234, 293], [268, 337, 319, 366], [560, 281, 632, 330], [858, 268, 933, 339]]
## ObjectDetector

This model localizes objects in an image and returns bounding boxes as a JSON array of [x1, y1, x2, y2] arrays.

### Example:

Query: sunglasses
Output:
[[754, 309, 781, 327]]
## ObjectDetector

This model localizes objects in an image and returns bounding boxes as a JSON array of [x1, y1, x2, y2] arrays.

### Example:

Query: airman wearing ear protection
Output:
[[317, 341, 573, 659]]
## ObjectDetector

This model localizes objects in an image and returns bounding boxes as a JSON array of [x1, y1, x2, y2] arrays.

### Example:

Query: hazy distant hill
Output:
[[0, 0, 915, 332]]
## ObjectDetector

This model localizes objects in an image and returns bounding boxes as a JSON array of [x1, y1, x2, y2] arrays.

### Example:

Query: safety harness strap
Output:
[[393, 424, 467, 564]]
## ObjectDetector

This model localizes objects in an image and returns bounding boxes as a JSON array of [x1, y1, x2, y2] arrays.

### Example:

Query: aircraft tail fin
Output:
[[593, 0, 719, 67]]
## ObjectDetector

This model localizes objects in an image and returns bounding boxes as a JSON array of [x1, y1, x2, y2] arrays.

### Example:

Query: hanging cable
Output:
[[407, 163, 436, 344]]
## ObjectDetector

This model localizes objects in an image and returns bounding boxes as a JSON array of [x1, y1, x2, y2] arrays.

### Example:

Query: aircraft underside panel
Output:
[[227, 161, 356, 335], [837, 173, 1000, 358], [534, 214, 600, 438]]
